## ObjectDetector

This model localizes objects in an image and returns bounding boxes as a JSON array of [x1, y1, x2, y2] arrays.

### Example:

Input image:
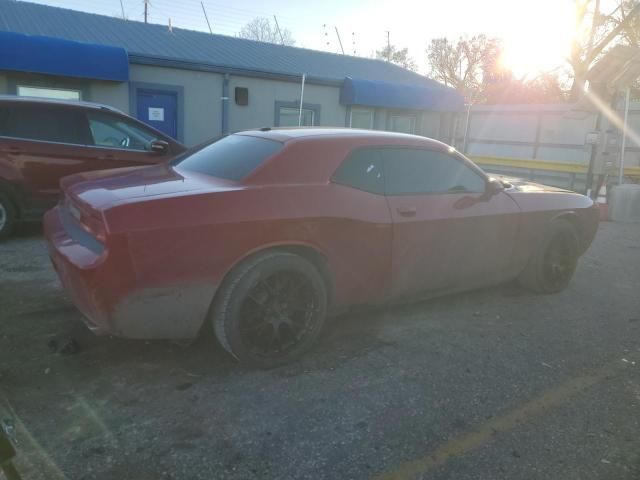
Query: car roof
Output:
[[0, 94, 124, 114], [237, 127, 446, 146]]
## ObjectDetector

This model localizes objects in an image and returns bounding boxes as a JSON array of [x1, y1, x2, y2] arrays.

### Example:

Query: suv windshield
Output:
[[173, 134, 282, 181]]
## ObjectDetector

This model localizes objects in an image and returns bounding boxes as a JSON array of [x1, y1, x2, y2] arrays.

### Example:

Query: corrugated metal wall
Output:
[[452, 102, 640, 191]]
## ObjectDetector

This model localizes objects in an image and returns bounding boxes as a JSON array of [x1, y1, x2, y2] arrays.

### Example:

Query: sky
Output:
[[31, 0, 583, 77]]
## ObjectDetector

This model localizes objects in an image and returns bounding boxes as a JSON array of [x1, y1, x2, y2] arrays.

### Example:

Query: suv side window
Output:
[[381, 148, 486, 195], [0, 106, 86, 145], [86, 112, 159, 151], [332, 148, 384, 194]]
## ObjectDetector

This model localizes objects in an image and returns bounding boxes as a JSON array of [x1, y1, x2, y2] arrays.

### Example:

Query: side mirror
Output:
[[150, 140, 169, 155], [486, 178, 504, 196]]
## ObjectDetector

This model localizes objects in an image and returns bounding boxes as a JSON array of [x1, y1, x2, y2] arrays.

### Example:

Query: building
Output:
[[0, 0, 463, 147]]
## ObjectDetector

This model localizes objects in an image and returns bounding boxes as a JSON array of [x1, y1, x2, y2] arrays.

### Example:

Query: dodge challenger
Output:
[[44, 128, 599, 367]]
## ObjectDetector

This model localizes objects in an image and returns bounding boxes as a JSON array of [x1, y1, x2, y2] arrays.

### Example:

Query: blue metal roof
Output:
[[0, 0, 448, 88], [341, 77, 464, 112], [0, 30, 129, 81]]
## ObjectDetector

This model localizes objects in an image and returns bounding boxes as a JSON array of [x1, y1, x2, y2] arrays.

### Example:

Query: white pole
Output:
[[619, 87, 631, 185], [298, 74, 306, 127], [462, 102, 472, 153]]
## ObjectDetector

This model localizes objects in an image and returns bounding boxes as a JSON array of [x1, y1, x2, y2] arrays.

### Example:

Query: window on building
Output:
[[332, 148, 384, 194], [389, 114, 416, 134], [276, 106, 316, 127], [17, 86, 81, 101], [381, 148, 486, 195], [86, 112, 158, 151], [350, 109, 374, 129], [0, 107, 86, 144]]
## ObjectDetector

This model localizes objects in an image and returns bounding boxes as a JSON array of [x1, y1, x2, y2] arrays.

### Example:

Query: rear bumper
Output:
[[45, 207, 110, 334], [44, 206, 216, 339]]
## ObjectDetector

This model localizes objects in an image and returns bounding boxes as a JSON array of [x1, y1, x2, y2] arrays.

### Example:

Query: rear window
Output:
[[173, 134, 282, 181]]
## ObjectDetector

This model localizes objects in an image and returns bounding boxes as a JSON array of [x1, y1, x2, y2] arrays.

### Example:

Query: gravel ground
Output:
[[1, 221, 639, 480]]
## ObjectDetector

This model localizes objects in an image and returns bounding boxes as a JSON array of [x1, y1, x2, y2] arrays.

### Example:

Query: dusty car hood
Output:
[[496, 176, 572, 194], [62, 164, 238, 210]]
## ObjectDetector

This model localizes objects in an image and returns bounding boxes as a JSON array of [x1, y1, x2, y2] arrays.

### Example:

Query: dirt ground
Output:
[[1, 221, 639, 480]]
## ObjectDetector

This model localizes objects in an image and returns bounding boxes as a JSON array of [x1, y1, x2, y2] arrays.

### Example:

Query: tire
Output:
[[0, 190, 17, 241], [518, 219, 580, 294], [211, 251, 328, 368]]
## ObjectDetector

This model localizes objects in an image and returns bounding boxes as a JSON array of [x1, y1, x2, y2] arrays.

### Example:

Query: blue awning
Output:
[[340, 77, 464, 112], [0, 31, 129, 82]]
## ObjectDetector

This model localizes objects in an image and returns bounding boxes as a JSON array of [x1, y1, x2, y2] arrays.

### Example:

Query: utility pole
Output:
[[143, 0, 149, 23], [335, 27, 344, 54], [386, 30, 390, 61], [273, 16, 285, 45], [201, 1, 212, 34]]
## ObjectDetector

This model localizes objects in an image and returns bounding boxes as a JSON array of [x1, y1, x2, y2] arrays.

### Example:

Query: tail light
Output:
[[64, 196, 107, 243], [78, 211, 107, 243]]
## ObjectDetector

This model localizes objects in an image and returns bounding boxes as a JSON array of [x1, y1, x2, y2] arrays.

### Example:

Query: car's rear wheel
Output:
[[519, 219, 580, 294], [0, 190, 17, 241], [212, 251, 328, 368]]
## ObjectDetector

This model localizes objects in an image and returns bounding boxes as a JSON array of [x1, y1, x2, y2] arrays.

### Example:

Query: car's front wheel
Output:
[[212, 251, 328, 368], [0, 190, 17, 241], [519, 219, 580, 294]]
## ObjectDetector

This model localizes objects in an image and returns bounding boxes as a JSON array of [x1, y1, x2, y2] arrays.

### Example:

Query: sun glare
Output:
[[499, 2, 577, 78]]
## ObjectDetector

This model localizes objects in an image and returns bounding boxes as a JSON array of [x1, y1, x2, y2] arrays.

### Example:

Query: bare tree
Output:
[[238, 17, 295, 46], [375, 45, 417, 72], [568, 0, 640, 99], [427, 35, 567, 104], [426, 35, 502, 101]]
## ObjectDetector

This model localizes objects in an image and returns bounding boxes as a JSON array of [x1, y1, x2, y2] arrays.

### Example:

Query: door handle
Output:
[[97, 154, 115, 161], [397, 206, 417, 216]]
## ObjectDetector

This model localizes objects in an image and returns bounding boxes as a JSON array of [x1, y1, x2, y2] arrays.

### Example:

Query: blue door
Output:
[[136, 89, 178, 139]]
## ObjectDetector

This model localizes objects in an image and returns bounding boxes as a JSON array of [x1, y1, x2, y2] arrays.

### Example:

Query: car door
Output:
[[382, 147, 521, 298], [0, 104, 119, 213], [83, 111, 175, 167], [329, 147, 393, 306]]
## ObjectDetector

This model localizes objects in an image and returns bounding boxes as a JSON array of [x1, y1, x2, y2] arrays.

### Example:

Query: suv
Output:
[[0, 96, 186, 239]]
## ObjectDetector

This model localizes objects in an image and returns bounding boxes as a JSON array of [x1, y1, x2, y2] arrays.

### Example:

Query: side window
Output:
[[332, 148, 384, 194], [1, 107, 86, 144], [87, 112, 159, 151], [382, 148, 486, 195]]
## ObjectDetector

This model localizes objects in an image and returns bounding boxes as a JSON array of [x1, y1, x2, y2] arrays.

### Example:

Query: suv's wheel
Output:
[[0, 190, 17, 241], [212, 251, 328, 368], [519, 219, 580, 294]]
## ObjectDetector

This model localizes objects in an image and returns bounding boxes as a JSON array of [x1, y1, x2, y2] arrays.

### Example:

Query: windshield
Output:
[[173, 134, 282, 181]]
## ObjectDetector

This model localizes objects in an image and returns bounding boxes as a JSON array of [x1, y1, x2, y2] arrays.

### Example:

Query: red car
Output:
[[0, 96, 185, 239], [44, 129, 599, 367]]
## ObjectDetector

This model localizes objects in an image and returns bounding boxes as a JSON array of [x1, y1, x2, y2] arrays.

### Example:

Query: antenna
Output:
[[201, 1, 212, 34], [143, 0, 149, 23], [273, 16, 285, 45], [335, 27, 344, 54], [168, 17, 173, 33], [352, 32, 356, 55], [119, 0, 126, 20]]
